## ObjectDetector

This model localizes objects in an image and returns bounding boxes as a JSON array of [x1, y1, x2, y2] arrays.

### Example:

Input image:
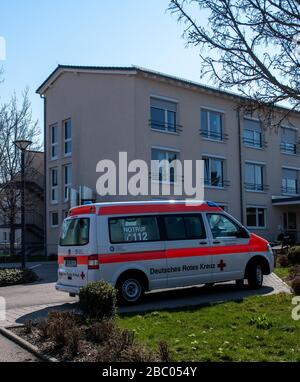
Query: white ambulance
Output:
[[56, 200, 274, 304]]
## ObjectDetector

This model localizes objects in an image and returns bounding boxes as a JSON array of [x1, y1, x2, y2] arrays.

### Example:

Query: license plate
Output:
[[65, 258, 77, 267]]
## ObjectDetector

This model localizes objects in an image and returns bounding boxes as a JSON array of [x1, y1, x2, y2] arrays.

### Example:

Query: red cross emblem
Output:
[[80, 272, 85, 280], [217, 260, 226, 271]]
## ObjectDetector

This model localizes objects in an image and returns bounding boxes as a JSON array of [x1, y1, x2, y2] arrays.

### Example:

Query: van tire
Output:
[[117, 275, 145, 305], [247, 261, 263, 289]]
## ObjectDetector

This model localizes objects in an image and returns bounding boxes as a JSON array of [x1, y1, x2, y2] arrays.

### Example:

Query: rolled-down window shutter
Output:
[[150, 98, 177, 112]]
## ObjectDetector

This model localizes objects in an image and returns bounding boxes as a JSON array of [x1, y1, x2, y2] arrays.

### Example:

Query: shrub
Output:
[[158, 341, 172, 362], [37, 319, 49, 339], [292, 277, 300, 295], [79, 281, 117, 320], [24, 320, 33, 335], [86, 320, 117, 344], [47, 311, 76, 348], [288, 246, 300, 265], [0, 268, 38, 287], [277, 255, 289, 268], [66, 327, 81, 357]]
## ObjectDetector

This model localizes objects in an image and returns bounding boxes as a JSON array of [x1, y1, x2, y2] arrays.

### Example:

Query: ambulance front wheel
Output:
[[117, 275, 145, 305]]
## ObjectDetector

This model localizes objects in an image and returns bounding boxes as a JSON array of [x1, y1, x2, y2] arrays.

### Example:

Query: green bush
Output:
[[0, 268, 38, 287], [79, 281, 117, 320], [288, 246, 300, 265]]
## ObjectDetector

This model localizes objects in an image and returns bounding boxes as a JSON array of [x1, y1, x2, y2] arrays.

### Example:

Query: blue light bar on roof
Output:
[[207, 201, 219, 207]]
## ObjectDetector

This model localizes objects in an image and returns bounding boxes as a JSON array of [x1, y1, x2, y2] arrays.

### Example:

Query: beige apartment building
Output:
[[37, 65, 300, 255]]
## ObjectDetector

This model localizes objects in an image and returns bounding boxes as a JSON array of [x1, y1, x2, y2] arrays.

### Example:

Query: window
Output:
[[243, 119, 262, 148], [282, 168, 298, 195], [50, 168, 58, 203], [201, 109, 223, 141], [64, 120, 72, 156], [151, 148, 179, 183], [150, 98, 177, 132], [3, 232, 7, 242], [281, 127, 297, 154], [109, 216, 160, 243], [283, 212, 297, 231], [50, 124, 58, 159], [64, 165, 72, 201], [60, 218, 89, 246], [246, 207, 266, 228], [62, 210, 68, 220], [204, 157, 224, 187], [163, 215, 206, 240], [207, 214, 245, 238], [245, 163, 264, 191], [50, 212, 59, 227]]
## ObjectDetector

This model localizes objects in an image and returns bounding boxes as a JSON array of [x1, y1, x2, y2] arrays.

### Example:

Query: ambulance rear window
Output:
[[60, 218, 90, 246]]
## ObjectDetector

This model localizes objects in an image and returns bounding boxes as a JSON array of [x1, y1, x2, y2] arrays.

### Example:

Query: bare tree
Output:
[[169, 0, 300, 123], [0, 90, 41, 255]]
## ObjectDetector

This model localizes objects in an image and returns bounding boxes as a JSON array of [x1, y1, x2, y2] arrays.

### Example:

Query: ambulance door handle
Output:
[[199, 241, 208, 245], [213, 240, 221, 244]]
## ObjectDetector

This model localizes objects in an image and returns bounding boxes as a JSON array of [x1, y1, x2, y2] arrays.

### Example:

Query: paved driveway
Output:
[[0, 262, 291, 327]]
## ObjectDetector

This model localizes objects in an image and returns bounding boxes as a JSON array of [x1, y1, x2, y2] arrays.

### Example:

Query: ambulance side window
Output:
[[207, 213, 247, 239], [163, 215, 206, 240], [109, 216, 160, 243]]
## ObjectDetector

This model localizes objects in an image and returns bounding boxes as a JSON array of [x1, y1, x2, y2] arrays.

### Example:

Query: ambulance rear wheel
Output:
[[117, 276, 145, 305], [247, 262, 263, 289]]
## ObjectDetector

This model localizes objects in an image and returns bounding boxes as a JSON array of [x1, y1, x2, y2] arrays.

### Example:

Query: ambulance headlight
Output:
[[267, 243, 273, 254]]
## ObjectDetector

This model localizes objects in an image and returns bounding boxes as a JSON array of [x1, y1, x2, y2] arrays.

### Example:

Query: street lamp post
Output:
[[13, 140, 32, 270]]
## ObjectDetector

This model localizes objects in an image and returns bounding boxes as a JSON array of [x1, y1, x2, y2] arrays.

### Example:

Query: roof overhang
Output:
[[272, 196, 300, 206]]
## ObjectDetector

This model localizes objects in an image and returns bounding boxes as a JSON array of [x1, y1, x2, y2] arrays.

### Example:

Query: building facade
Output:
[[37, 66, 300, 255]]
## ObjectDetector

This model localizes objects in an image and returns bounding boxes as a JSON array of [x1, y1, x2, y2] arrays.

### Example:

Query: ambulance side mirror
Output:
[[236, 227, 249, 239]]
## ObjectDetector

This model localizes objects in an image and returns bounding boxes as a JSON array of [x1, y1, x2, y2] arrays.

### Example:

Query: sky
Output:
[[0, 0, 208, 134]]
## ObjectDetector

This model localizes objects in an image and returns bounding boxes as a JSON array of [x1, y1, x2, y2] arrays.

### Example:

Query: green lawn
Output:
[[118, 293, 300, 361], [273, 266, 291, 281]]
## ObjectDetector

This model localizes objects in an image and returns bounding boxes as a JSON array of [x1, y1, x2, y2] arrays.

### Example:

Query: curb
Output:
[[0, 326, 59, 362], [271, 271, 292, 293]]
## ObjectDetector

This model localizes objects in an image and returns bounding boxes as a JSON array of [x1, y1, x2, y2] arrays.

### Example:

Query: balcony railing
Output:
[[149, 120, 182, 133], [204, 179, 230, 188], [243, 137, 267, 149], [281, 186, 298, 195], [200, 129, 228, 141], [280, 142, 297, 155], [245, 182, 269, 192]]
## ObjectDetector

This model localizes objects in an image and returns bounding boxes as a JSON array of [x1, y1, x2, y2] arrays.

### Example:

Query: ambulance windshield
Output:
[[60, 218, 90, 246]]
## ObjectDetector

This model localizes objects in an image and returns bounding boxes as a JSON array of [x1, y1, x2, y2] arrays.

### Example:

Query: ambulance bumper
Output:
[[55, 282, 80, 295]]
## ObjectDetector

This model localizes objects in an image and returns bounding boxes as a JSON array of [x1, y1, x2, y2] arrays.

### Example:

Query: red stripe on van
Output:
[[69, 205, 96, 216], [99, 203, 221, 216]]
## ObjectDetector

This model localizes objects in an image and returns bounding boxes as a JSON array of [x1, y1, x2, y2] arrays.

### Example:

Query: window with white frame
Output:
[[246, 207, 266, 228], [245, 163, 264, 191], [64, 164, 72, 201], [243, 119, 262, 148], [50, 168, 58, 203], [201, 109, 223, 141], [150, 98, 177, 133], [50, 212, 59, 228], [50, 124, 58, 159], [281, 127, 297, 154], [282, 168, 298, 195], [64, 120, 72, 156], [204, 157, 224, 187], [151, 148, 179, 183]]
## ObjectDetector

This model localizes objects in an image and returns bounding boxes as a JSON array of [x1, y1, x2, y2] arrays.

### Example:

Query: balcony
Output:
[[149, 120, 182, 134], [245, 183, 269, 192]]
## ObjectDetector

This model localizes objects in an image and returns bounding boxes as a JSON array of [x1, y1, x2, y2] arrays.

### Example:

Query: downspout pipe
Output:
[[237, 109, 244, 225]]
